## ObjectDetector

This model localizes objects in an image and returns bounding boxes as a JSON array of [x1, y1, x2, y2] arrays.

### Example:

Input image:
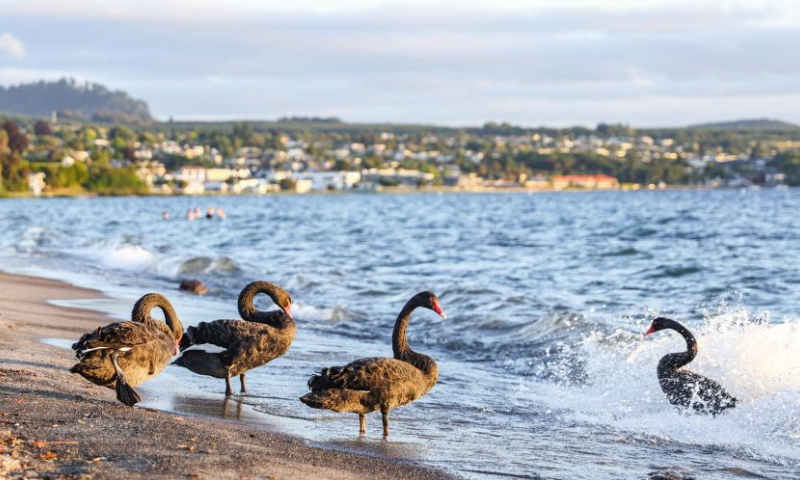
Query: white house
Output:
[[295, 179, 313, 193], [232, 178, 279, 194], [206, 168, 233, 182], [175, 166, 207, 183], [28, 172, 46, 196], [181, 181, 205, 195], [184, 145, 206, 159], [294, 171, 361, 191]]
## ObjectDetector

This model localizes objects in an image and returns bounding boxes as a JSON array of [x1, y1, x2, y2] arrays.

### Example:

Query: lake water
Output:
[[2, 189, 800, 480]]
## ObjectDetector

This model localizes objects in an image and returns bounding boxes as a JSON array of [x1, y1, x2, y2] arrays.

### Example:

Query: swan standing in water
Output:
[[300, 291, 446, 436], [645, 317, 737, 415], [70, 293, 184, 406], [173, 281, 295, 396]]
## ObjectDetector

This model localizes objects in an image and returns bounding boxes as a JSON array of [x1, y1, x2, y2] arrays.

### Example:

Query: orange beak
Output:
[[644, 324, 655, 336], [283, 304, 292, 318], [432, 301, 446, 320]]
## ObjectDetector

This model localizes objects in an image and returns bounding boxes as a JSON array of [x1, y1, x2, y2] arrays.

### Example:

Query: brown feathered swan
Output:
[[300, 291, 446, 436], [173, 281, 295, 396], [70, 293, 184, 406]]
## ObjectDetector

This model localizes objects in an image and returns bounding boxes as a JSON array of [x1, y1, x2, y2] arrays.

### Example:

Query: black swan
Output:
[[300, 291, 446, 436], [173, 281, 295, 396], [645, 317, 737, 415], [70, 293, 184, 406]]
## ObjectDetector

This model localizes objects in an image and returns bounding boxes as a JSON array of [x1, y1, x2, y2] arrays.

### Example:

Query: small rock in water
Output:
[[179, 279, 208, 295]]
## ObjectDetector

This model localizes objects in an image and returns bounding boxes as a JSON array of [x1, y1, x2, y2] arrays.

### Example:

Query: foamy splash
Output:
[[102, 245, 155, 271], [515, 308, 800, 461]]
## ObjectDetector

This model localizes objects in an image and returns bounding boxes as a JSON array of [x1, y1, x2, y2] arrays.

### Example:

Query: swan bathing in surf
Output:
[[644, 317, 737, 415]]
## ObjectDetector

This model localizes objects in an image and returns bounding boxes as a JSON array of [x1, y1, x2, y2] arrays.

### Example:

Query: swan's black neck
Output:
[[237, 281, 294, 330], [131, 293, 184, 340], [658, 321, 698, 374], [392, 298, 436, 374]]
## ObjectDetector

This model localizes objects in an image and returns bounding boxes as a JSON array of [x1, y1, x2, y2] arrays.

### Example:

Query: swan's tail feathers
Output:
[[178, 330, 193, 351], [115, 380, 142, 406], [172, 350, 229, 378], [72, 327, 103, 358], [299, 389, 367, 413], [307, 367, 346, 390], [711, 392, 737, 415], [307, 373, 332, 390], [180, 322, 228, 351], [179, 325, 198, 351]]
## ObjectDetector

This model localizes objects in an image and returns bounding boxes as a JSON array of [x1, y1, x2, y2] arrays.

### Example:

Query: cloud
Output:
[[0, 33, 25, 59], [2, 1, 799, 125]]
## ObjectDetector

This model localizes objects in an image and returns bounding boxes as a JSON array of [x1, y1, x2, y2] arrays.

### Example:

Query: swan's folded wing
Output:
[[184, 319, 274, 349], [317, 358, 420, 391], [686, 371, 738, 408], [73, 321, 154, 355]]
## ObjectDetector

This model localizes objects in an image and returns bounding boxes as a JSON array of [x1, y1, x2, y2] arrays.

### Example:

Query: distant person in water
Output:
[[193, 207, 202, 218], [187, 209, 196, 221], [216, 208, 226, 220], [162, 211, 169, 220], [206, 207, 215, 219]]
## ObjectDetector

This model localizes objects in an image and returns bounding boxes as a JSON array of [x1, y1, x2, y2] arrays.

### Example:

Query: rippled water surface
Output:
[[2, 189, 800, 479]]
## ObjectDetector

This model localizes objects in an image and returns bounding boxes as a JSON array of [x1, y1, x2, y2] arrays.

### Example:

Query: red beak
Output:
[[644, 324, 655, 336], [283, 304, 292, 318], [432, 301, 446, 319]]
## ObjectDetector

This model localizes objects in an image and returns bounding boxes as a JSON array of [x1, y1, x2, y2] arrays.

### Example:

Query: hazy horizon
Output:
[[1, 0, 799, 126]]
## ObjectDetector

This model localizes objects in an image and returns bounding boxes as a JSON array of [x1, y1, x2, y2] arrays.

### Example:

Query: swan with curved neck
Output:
[[645, 317, 737, 415], [300, 291, 446, 436], [70, 293, 184, 406], [174, 281, 295, 395], [132, 292, 184, 354]]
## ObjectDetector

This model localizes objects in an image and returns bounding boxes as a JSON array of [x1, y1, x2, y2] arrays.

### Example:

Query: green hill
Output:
[[0, 78, 152, 124], [688, 118, 800, 131]]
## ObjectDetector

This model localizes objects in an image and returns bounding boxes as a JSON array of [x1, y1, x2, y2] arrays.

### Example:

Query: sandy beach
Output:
[[0, 271, 454, 480]]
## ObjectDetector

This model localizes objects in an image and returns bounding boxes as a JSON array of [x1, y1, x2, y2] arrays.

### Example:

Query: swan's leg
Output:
[[240, 373, 247, 394], [359, 414, 366, 434], [381, 408, 389, 437], [225, 376, 233, 396], [235, 397, 243, 420], [111, 351, 141, 406], [222, 396, 230, 418]]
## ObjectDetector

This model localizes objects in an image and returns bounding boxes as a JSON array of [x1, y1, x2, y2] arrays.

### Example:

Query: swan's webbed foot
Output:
[[225, 376, 233, 396], [240, 373, 247, 394], [359, 414, 366, 434], [381, 409, 389, 437]]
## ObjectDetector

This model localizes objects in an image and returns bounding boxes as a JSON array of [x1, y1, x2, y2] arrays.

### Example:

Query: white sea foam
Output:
[[292, 303, 338, 322], [101, 245, 155, 271]]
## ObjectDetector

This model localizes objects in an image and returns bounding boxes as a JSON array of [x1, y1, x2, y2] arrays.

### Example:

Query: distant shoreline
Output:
[[2, 184, 783, 200]]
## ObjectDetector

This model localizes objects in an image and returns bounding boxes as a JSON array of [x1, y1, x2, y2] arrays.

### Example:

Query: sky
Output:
[[1, 0, 799, 126]]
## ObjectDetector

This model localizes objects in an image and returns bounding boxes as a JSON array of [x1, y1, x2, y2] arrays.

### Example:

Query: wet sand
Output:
[[0, 271, 455, 480]]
